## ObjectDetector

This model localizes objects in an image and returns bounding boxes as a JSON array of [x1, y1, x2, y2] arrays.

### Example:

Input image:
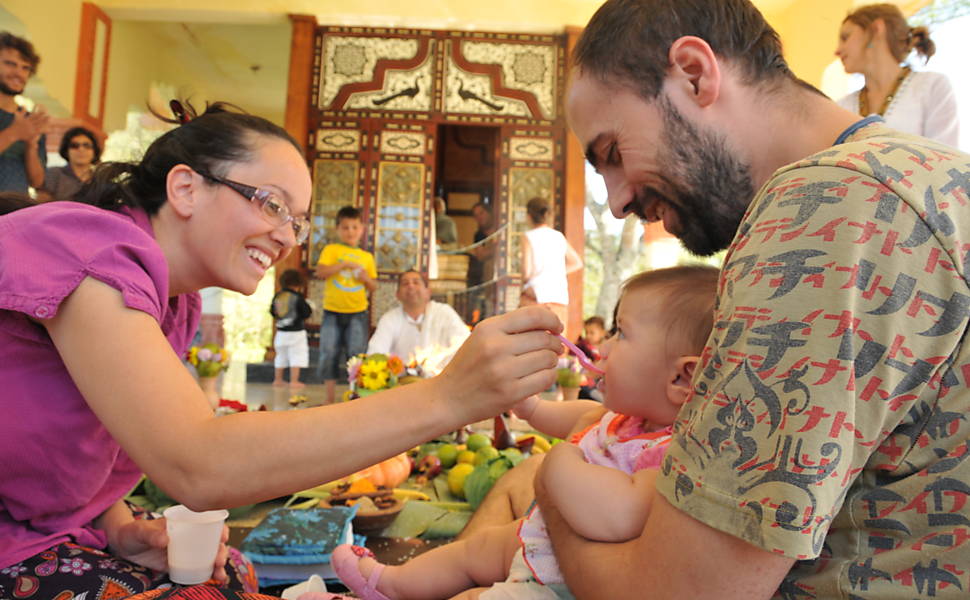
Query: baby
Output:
[[329, 265, 719, 600]]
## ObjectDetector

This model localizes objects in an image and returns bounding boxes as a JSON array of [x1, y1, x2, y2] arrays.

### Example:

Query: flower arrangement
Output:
[[345, 353, 423, 400], [556, 356, 584, 389], [187, 343, 231, 378]]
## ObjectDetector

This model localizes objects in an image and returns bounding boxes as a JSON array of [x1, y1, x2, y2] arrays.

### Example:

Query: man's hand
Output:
[[9, 105, 49, 143]]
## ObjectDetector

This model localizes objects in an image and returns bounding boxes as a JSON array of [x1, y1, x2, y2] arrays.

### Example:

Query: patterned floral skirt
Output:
[[0, 541, 261, 600]]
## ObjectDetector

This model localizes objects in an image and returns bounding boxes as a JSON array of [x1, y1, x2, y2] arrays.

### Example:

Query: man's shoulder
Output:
[[765, 126, 966, 192]]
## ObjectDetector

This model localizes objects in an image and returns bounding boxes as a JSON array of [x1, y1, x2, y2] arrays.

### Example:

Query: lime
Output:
[[437, 444, 459, 468], [474, 446, 500, 465], [456, 450, 477, 465], [466, 433, 492, 452], [448, 463, 476, 498]]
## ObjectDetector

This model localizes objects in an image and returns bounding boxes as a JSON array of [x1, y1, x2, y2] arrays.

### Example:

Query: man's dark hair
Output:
[[336, 205, 362, 225], [471, 201, 491, 213], [59, 127, 102, 163], [398, 268, 429, 288], [0, 32, 40, 74], [573, 0, 797, 100]]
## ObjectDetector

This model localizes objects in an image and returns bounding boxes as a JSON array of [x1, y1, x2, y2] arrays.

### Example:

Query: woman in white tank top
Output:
[[519, 197, 583, 327]]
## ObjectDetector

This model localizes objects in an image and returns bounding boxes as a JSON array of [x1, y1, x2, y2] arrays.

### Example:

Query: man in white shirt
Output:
[[367, 270, 470, 372]]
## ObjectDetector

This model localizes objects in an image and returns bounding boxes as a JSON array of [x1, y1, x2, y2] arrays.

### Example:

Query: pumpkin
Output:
[[351, 452, 411, 488]]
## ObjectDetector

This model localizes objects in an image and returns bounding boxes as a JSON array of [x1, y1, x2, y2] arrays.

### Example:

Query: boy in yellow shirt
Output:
[[314, 206, 377, 403]]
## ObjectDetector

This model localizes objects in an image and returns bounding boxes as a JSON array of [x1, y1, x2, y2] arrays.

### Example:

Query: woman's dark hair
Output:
[[844, 3, 935, 63], [279, 268, 305, 289], [0, 192, 36, 215], [526, 197, 551, 225], [74, 100, 300, 215], [59, 127, 101, 163], [574, 0, 805, 100]]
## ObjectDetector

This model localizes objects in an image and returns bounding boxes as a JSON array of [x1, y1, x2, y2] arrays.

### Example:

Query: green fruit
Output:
[[466, 433, 492, 452], [474, 446, 500, 465], [437, 444, 459, 468], [448, 463, 476, 498]]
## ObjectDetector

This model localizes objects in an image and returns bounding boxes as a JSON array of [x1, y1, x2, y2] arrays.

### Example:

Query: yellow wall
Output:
[[1, 0, 82, 116], [2, 0, 934, 129]]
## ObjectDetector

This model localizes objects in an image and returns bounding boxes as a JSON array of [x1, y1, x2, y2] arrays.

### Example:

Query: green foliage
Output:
[[463, 453, 517, 510]]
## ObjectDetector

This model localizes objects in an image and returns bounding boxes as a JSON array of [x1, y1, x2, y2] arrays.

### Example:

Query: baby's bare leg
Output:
[[364, 521, 522, 599], [458, 455, 543, 540]]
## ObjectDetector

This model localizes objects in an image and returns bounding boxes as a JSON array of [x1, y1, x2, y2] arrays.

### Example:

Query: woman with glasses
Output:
[[0, 101, 562, 600], [38, 125, 101, 202]]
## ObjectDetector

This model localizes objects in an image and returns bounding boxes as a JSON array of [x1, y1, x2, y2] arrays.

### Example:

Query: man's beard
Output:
[[632, 95, 755, 257], [0, 80, 24, 97]]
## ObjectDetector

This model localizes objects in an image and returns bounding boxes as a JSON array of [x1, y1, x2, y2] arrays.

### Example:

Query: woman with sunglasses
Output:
[[0, 101, 562, 600], [38, 126, 101, 202]]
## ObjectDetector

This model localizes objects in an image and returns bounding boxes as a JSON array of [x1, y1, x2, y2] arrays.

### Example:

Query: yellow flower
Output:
[[360, 359, 389, 390]]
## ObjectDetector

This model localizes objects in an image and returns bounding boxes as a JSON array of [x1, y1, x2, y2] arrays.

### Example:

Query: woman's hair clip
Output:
[[170, 99, 192, 124]]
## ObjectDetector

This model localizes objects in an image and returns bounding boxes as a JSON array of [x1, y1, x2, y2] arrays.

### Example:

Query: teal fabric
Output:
[[240, 506, 357, 564]]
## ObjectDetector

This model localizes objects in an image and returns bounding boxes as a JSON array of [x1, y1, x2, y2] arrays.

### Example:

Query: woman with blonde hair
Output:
[[834, 3, 959, 147]]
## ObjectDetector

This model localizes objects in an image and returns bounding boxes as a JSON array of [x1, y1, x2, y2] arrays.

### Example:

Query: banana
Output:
[[392, 488, 431, 502]]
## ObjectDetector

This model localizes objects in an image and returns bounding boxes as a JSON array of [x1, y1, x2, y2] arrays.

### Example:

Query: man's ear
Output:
[[166, 164, 200, 218], [666, 36, 721, 109], [666, 355, 699, 407]]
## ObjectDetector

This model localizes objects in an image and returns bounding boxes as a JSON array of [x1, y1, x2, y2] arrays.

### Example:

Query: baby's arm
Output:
[[539, 442, 658, 542], [513, 395, 602, 439]]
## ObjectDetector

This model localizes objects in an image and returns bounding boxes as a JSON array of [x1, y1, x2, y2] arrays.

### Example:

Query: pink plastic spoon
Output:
[[557, 333, 605, 375]]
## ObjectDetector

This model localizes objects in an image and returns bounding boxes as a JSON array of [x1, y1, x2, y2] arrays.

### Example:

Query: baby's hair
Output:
[[336, 205, 361, 224], [584, 315, 606, 329], [279, 268, 304, 289], [619, 265, 719, 356]]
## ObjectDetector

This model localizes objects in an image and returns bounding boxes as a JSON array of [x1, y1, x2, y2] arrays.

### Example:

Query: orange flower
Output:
[[387, 356, 405, 376]]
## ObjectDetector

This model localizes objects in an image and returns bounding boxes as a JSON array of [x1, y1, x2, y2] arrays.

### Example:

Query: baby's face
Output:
[[599, 287, 683, 425], [584, 324, 606, 345]]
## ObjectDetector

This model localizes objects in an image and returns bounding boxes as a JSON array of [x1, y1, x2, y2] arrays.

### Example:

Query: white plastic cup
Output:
[[163, 504, 229, 585]]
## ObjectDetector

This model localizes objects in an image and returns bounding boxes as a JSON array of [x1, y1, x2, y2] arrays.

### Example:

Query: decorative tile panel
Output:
[[443, 41, 557, 120], [375, 162, 424, 273], [309, 159, 359, 267], [370, 279, 398, 327], [509, 136, 554, 162], [507, 167, 555, 274], [379, 130, 427, 156], [315, 128, 361, 153], [443, 56, 529, 117], [306, 278, 326, 327], [320, 35, 434, 113]]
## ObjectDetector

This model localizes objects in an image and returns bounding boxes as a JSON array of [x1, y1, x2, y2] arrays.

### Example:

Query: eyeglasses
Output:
[[195, 169, 310, 245], [69, 141, 93, 149]]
